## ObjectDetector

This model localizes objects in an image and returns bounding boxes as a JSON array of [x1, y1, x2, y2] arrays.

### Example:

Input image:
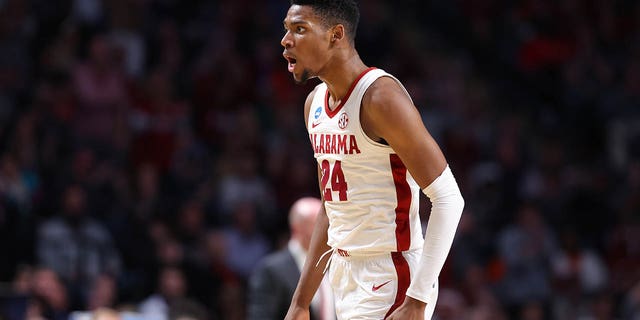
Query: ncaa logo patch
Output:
[[338, 112, 349, 129], [314, 107, 322, 119]]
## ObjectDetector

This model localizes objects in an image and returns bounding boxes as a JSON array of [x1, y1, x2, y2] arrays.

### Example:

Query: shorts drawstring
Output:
[[317, 248, 335, 274]]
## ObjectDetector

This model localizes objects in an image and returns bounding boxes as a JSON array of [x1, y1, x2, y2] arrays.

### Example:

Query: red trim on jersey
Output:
[[324, 67, 377, 118], [384, 252, 411, 319], [390, 154, 411, 251]]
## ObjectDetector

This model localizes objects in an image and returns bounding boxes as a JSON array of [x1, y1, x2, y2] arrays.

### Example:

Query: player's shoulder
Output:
[[306, 82, 326, 102], [368, 73, 403, 96], [363, 74, 409, 110], [304, 83, 326, 117]]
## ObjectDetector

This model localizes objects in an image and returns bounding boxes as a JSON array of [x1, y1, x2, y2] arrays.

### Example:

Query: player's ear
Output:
[[330, 24, 345, 43]]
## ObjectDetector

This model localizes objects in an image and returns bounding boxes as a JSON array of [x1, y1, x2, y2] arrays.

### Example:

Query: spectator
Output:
[[434, 288, 467, 320], [128, 68, 188, 172], [201, 230, 241, 319], [247, 197, 334, 320], [30, 267, 70, 320], [85, 273, 118, 311], [36, 183, 121, 308], [216, 151, 276, 222], [459, 263, 504, 316], [221, 201, 270, 280], [0, 152, 37, 215], [496, 202, 556, 314], [551, 227, 609, 319], [72, 33, 128, 147], [138, 266, 187, 320]]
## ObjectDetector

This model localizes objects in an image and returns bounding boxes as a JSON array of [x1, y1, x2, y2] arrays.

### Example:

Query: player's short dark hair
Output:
[[290, 0, 360, 42]]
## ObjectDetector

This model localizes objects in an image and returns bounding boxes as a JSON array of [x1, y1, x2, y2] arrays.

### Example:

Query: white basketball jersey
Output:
[[307, 68, 424, 253]]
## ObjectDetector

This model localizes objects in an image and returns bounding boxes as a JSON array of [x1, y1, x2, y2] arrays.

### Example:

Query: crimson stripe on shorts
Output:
[[384, 252, 411, 319], [390, 154, 411, 251]]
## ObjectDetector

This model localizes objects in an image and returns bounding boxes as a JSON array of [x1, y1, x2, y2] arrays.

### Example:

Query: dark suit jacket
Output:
[[247, 247, 320, 320]]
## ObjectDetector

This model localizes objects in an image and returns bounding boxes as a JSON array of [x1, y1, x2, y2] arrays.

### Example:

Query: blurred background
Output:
[[0, 0, 638, 319]]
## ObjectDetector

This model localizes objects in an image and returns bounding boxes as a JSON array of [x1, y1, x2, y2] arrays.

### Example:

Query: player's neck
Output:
[[321, 53, 368, 110]]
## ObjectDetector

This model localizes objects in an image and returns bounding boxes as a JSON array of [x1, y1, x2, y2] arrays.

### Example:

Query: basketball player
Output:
[[281, 1, 465, 319]]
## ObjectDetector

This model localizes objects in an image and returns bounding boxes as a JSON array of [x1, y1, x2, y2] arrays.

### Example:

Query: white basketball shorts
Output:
[[327, 248, 438, 319]]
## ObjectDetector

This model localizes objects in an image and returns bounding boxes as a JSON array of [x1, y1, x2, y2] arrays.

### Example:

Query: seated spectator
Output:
[[221, 201, 270, 280], [496, 203, 557, 314], [30, 267, 70, 320], [36, 183, 121, 308], [86, 273, 118, 311], [138, 265, 187, 320]]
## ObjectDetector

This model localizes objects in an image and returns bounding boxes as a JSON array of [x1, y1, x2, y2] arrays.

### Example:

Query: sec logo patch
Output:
[[338, 113, 349, 129]]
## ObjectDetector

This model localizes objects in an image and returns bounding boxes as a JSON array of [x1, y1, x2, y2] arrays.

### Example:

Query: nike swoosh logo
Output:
[[311, 122, 321, 128], [372, 280, 392, 292]]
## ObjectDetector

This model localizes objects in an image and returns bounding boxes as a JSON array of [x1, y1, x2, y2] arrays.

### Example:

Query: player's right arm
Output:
[[285, 194, 330, 319], [285, 88, 332, 320]]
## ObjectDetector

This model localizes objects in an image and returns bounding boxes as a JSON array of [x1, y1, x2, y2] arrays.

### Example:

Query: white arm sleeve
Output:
[[406, 165, 464, 302]]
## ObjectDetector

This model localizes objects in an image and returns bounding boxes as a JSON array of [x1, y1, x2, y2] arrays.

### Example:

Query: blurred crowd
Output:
[[0, 0, 638, 319]]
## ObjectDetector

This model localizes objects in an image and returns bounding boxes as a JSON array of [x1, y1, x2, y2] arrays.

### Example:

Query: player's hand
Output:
[[284, 305, 310, 320], [386, 296, 428, 320]]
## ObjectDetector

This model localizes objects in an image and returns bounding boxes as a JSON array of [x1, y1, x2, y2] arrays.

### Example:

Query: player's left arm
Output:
[[362, 76, 465, 317], [362, 76, 446, 186]]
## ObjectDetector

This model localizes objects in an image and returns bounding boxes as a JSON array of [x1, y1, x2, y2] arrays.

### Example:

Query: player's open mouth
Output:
[[284, 54, 297, 73]]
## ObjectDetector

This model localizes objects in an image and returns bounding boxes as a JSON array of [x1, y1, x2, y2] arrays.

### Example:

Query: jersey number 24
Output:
[[321, 160, 347, 201]]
